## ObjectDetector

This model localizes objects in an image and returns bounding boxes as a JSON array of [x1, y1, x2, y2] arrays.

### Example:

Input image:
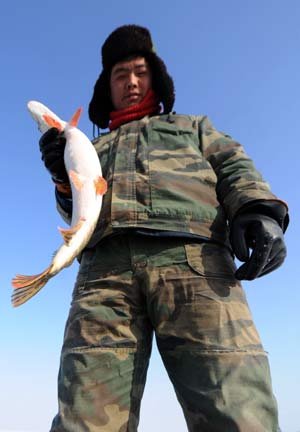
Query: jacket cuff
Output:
[[52, 178, 72, 196], [55, 187, 73, 217], [234, 199, 289, 232]]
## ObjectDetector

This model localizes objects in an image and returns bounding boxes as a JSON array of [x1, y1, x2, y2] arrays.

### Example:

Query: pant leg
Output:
[[50, 236, 153, 432], [145, 240, 279, 432]]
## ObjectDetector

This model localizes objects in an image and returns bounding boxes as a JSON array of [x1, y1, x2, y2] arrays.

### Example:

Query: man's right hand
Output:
[[39, 127, 68, 184]]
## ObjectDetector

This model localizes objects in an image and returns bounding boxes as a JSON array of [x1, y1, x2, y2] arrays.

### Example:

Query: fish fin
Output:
[[94, 176, 107, 195], [58, 217, 86, 246], [69, 170, 86, 190], [68, 107, 82, 127], [11, 266, 52, 307], [42, 114, 64, 132]]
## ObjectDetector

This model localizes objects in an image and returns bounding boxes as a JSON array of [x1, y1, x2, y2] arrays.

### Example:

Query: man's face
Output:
[[110, 57, 152, 111]]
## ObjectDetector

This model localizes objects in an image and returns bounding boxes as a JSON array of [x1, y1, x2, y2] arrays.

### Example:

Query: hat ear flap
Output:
[[88, 70, 113, 129], [147, 53, 175, 114]]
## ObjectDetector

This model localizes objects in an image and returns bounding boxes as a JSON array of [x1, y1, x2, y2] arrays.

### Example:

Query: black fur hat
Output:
[[88, 25, 175, 129]]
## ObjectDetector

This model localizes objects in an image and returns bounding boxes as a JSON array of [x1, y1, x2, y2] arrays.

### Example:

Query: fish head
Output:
[[27, 100, 67, 134]]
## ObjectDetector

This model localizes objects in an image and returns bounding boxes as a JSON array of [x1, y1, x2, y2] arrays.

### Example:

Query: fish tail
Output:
[[11, 266, 53, 307]]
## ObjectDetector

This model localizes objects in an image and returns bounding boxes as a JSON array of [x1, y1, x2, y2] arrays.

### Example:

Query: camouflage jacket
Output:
[[57, 113, 284, 248]]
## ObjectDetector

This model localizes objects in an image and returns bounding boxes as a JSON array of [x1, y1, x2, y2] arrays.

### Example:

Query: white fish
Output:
[[11, 101, 107, 307]]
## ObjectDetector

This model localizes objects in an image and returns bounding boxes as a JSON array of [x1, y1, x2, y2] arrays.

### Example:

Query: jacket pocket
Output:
[[148, 121, 218, 216]]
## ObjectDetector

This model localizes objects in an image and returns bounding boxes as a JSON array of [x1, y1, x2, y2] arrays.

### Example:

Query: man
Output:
[[40, 25, 288, 432]]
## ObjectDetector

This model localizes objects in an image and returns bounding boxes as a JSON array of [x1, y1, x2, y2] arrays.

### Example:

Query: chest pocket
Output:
[[148, 117, 215, 209], [148, 117, 212, 174], [150, 118, 199, 151]]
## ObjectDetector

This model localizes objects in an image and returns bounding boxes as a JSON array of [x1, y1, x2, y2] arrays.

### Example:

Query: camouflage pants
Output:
[[50, 234, 279, 432]]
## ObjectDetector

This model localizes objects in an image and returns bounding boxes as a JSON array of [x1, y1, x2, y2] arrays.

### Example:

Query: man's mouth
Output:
[[125, 93, 140, 101]]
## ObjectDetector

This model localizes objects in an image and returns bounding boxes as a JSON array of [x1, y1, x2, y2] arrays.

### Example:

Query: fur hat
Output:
[[88, 25, 175, 129]]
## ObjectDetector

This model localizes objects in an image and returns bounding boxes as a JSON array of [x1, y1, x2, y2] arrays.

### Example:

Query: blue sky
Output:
[[1, 1, 299, 431]]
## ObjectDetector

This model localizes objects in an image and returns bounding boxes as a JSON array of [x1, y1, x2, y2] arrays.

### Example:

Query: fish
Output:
[[11, 101, 107, 307]]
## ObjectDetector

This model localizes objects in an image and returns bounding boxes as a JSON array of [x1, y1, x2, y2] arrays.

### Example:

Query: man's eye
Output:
[[116, 74, 126, 80]]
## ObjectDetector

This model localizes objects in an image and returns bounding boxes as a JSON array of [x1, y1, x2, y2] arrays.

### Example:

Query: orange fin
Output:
[[11, 266, 52, 307], [42, 114, 63, 132], [69, 170, 86, 190], [58, 217, 85, 245], [94, 176, 107, 195], [68, 107, 82, 127]]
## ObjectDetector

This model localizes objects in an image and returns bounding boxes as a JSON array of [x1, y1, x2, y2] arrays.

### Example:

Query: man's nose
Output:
[[127, 73, 138, 88]]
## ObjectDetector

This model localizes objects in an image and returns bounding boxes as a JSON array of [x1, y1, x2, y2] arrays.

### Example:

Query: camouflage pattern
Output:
[[50, 235, 279, 431], [57, 114, 282, 248]]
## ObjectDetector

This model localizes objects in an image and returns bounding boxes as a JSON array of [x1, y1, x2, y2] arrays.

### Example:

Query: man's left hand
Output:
[[230, 213, 287, 280]]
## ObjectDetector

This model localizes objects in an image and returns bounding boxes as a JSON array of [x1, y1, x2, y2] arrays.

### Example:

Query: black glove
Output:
[[39, 127, 68, 184], [230, 213, 287, 280]]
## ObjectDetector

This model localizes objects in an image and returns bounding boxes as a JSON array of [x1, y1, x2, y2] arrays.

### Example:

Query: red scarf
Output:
[[109, 89, 161, 131]]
